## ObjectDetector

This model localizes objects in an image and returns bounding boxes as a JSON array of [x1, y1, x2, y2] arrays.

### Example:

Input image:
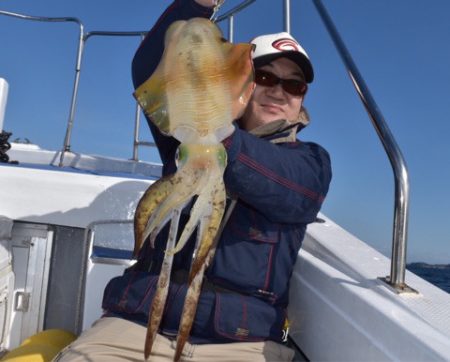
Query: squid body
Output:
[[133, 18, 254, 361]]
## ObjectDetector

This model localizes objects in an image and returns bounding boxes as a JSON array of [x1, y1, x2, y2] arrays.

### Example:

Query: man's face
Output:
[[240, 57, 305, 131]]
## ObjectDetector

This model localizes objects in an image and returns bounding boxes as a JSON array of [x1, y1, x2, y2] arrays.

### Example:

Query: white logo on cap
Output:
[[272, 38, 299, 52]]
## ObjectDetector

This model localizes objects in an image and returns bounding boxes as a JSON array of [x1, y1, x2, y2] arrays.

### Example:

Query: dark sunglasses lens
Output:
[[283, 79, 307, 96], [255, 70, 307, 96], [254, 70, 278, 87]]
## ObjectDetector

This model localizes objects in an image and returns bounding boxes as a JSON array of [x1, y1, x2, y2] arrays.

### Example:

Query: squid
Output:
[[133, 18, 254, 361]]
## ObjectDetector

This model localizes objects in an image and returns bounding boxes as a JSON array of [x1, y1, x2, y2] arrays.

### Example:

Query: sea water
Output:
[[407, 263, 450, 293]]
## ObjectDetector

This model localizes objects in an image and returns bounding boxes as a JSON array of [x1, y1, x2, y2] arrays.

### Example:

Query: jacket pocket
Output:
[[213, 292, 284, 342], [210, 206, 280, 294], [102, 271, 158, 318]]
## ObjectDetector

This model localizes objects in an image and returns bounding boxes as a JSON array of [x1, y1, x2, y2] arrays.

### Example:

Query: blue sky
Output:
[[1, 0, 449, 264]]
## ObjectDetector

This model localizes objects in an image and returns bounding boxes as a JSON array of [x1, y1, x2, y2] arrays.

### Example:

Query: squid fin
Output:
[[223, 42, 255, 119], [133, 64, 170, 135]]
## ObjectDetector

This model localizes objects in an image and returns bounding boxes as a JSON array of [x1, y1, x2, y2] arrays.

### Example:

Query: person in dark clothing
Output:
[[56, 1, 331, 361]]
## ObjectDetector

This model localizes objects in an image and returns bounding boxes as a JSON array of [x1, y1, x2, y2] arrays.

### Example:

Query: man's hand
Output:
[[195, 0, 224, 9]]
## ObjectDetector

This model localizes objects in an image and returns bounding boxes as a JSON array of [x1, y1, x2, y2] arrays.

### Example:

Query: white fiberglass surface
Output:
[[0, 162, 153, 228], [288, 214, 450, 361], [8, 143, 162, 178]]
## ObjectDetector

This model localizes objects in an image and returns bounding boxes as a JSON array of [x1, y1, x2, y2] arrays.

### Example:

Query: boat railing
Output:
[[0, 0, 254, 166], [0, 11, 153, 165], [0, 10, 84, 167], [217, 0, 412, 291], [214, 0, 255, 41], [309, 0, 411, 291], [82, 31, 154, 163], [1, 1, 411, 291], [84, 219, 134, 265]]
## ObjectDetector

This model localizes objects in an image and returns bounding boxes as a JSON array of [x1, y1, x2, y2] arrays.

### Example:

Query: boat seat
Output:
[[0, 329, 76, 362]]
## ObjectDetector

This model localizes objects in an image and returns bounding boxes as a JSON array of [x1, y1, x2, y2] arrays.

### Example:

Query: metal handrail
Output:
[[84, 219, 134, 251], [312, 0, 410, 290], [84, 219, 135, 263], [0, 10, 85, 167], [0, 1, 256, 165], [284, 0, 291, 33], [214, 0, 256, 23], [0, 12, 153, 163], [78, 218, 134, 331], [84, 30, 147, 41], [214, 0, 255, 43], [81, 31, 154, 161], [1, 3, 410, 289]]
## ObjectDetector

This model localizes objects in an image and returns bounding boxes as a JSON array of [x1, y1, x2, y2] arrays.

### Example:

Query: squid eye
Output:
[[175, 148, 180, 167], [175, 145, 188, 167]]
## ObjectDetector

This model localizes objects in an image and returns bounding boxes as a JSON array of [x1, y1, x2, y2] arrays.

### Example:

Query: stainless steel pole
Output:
[[228, 15, 234, 43], [284, 0, 291, 33], [312, 0, 410, 288], [59, 23, 84, 166], [0, 10, 85, 167]]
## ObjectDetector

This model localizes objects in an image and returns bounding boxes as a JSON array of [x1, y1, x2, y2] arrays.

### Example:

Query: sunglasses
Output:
[[254, 69, 308, 96]]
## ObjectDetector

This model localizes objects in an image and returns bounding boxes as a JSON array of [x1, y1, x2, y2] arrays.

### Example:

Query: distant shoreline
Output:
[[406, 263, 450, 293], [407, 262, 450, 269]]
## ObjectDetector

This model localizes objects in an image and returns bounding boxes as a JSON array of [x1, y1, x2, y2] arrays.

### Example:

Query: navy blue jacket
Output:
[[102, 0, 332, 344]]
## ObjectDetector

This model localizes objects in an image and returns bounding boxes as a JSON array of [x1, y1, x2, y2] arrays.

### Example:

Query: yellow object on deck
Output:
[[1, 329, 76, 362]]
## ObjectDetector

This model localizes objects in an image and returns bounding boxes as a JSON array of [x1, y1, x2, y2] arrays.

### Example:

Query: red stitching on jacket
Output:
[[135, 275, 157, 313], [237, 152, 324, 203], [264, 244, 274, 290], [222, 136, 232, 149], [164, 282, 184, 315], [214, 295, 265, 342], [118, 272, 139, 311], [240, 295, 248, 338]]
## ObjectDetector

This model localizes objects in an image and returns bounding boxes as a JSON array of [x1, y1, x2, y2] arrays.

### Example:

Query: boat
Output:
[[0, 1, 449, 360]]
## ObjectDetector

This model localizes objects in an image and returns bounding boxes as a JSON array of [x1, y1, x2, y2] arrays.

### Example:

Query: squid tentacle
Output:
[[138, 144, 226, 360], [165, 169, 218, 256], [173, 263, 206, 362], [173, 179, 225, 361], [141, 172, 200, 247], [144, 207, 181, 360], [188, 177, 225, 283], [148, 196, 191, 248], [134, 177, 173, 256], [173, 213, 223, 362]]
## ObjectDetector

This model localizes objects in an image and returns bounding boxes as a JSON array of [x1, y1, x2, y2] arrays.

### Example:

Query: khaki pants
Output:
[[53, 317, 294, 362]]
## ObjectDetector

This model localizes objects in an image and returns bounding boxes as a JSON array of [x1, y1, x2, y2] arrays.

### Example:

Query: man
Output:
[[56, 1, 331, 361]]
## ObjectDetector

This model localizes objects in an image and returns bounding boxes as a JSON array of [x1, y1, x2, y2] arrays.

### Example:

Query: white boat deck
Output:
[[2, 147, 449, 360], [289, 216, 450, 360], [1, 143, 158, 228], [0, 140, 449, 362]]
